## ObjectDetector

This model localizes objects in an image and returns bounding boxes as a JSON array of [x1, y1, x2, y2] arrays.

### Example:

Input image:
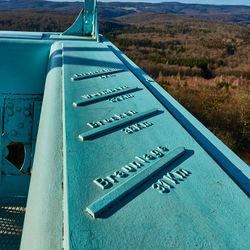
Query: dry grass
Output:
[[157, 75, 250, 164], [105, 14, 250, 164], [0, 9, 249, 164]]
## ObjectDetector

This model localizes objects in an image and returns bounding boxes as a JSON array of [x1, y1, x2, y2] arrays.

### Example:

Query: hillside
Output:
[[0, 0, 250, 25], [0, 0, 82, 10], [0, 2, 249, 163], [105, 13, 250, 163]]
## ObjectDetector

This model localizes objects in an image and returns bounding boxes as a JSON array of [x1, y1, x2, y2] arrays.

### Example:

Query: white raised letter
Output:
[[94, 178, 112, 189]]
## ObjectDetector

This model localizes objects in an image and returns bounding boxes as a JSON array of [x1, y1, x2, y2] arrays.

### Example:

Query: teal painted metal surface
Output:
[[59, 38, 250, 250], [0, 31, 43, 39], [63, 0, 98, 39], [83, 0, 97, 35], [20, 42, 63, 250], [86, 147, 186, 218], [0, 0, 249, 249], [0, 40, 51, 94], [78, 108, 160, 140], [63, 10, 85, 36], [106, 40, 250, 196]]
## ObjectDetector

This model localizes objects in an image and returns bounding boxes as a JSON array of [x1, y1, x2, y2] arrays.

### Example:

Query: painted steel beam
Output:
[[0, 1, 249, 249]]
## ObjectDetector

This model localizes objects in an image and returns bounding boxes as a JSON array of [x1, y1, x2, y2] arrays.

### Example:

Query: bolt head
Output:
[[7, 110, 14, 116], [24, 103, 31, 110], [11, 130, 17, 136], [24, 110, 31, 117], [7, 102, 14, 109]]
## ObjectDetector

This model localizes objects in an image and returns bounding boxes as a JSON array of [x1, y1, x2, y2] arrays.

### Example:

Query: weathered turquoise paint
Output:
[[0, 0, 249, 249], [0, 40, 51, 94], [106, 40, 250, 196], [59, 39, 250, 250], [20, 42, 63, 250], [63, 10, 85, 36], [63, 0, 98, 39], [83, 0, 97, 36], [86, 147, 186, 218], [78, 108, 160, 140], [0, 38, 49, 196], [0, 31, 44, 39]]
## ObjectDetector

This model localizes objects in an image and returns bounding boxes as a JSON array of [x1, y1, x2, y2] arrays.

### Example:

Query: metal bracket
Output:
[[63, 0, 98, 39]]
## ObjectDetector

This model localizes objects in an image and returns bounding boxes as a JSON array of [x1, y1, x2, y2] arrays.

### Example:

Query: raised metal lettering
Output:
[[106, 175, 118, 183], [152, 183, 167, 193], [129, 161, 144, 169], [93, 178, 112, 190], [74, 87, 141, 107], [80, 109, 160, 140], [71, 68, 126, 81], [152, 169, 191, 194], [151, 150, 164, 158], [163, 172, 179, 184], [121, 121, 153, 134], [87, 147, 185, 218], [122, 165, 136, 173], [114, 170, 128, 178]]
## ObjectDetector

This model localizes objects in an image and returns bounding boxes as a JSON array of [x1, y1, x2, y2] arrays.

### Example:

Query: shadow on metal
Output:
[[0, 197, 27, 250], [6, 142, 25, 171], [107, 42, 250, 197], [48, 47, 126, 71], [80, 110, 164, 141], [63, 47, 112, 52], [98, 149, 194, 219]]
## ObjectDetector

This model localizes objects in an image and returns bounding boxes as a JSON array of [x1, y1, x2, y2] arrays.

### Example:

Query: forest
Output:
[[0, 6, 249, 164]]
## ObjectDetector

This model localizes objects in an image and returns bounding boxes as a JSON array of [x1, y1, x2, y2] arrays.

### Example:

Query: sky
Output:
[[51, 0, 250, 6]]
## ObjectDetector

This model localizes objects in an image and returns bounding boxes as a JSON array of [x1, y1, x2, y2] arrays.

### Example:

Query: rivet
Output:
[[7, 102, 14, 109], [24, 103, 31, 110], [24, 110, 31, 117], [7, 110, 14, 116], [11, 130, 17, 136]]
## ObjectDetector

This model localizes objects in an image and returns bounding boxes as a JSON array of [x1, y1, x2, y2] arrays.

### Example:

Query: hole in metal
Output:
[[5, 142, 25, 170]]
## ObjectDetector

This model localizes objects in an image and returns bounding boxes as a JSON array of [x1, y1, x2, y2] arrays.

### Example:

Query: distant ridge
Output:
[[0, 1, 249, 25], [1, 1, 250, 12], [0, 0, 82, 10]]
